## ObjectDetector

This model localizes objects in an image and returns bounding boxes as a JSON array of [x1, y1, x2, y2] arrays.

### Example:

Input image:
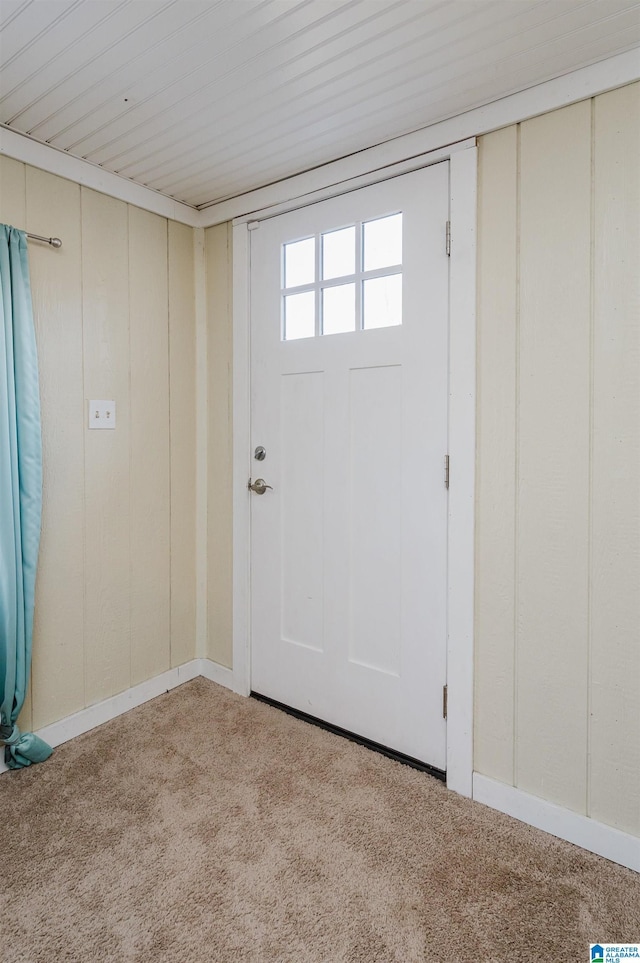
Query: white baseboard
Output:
[[473, 772, 640, 873], [0, 658, 237, 775], [197, 657, 235, 690]]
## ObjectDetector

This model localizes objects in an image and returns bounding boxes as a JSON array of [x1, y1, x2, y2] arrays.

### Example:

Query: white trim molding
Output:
[[0, 125, 200, 226], [231, 139, 476, 226], [196, 658, 235, 691], [231, 222, 252, 698], [446, 146, 477, 798], [473, 773, 640, 874], [0, 659, 235, 775]]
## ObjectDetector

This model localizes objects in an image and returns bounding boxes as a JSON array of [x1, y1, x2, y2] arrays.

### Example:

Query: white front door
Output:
[[250, 163, 449, 770]]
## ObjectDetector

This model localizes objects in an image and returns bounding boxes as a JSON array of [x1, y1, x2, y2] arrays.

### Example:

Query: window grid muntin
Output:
[[281, 214, 402, 340]]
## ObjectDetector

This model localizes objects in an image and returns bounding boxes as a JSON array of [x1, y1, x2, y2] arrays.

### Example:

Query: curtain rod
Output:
[[27, 232, 62, 249]]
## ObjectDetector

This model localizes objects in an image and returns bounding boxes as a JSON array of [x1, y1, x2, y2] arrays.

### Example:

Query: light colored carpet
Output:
[[1, 678, 638, 963]]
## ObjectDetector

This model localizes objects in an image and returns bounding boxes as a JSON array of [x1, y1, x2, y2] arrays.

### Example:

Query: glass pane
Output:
[[284, 291, 315, 340], [322, 226, 355, 280], [363, 274, 402, 329], [322, 283, 356, 336], [363, 213, 402, 271], [284, 237, 315, 288]]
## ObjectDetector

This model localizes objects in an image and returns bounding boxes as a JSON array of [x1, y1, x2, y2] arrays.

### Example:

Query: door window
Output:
[[281, 213, 403, 340]]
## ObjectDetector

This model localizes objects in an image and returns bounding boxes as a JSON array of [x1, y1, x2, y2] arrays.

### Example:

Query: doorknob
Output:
[[248, 477, 273, 495]]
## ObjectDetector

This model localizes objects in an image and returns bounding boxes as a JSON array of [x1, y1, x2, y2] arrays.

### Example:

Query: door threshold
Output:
[[251, 691, 446, 783]]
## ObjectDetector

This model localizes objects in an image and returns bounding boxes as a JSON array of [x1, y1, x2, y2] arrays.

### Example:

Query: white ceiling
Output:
[[1, 0, 639, 210]]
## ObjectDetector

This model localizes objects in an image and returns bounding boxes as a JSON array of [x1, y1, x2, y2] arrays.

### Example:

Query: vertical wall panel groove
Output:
[[513, 123, 521, 787], [586, 97, 597, 820], [27, 167, 85, 729], [206, 222, 233, 668], [80, 185, 87, 714], [589, 82, 640, 835], [81, 187, 131, 704], [474, 126, 518, 784], [1, 158, 32, 733], [129, 206, 171, 685], [168, 220, 197, 667], [517, 100, 592, 813]]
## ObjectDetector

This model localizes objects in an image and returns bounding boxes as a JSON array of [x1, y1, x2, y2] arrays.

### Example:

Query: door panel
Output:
[[280, 371, 324, 652], [348, 363, 402, 676], [250, 163, 449, 769]]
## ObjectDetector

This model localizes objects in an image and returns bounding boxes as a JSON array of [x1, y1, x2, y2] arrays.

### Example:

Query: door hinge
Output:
[[445, 220, 451, 257], [444, 454, 450, 489], [443, 684, 448, 720]]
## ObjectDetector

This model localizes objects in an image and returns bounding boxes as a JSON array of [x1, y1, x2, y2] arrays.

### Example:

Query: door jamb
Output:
[[231, 143, 477, 797]]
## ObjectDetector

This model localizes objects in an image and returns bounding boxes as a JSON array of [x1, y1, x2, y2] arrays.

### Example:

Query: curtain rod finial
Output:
[[50, 238, 62, 248]]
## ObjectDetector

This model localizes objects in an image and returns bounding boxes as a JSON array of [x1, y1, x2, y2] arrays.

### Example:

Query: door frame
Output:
[[231, 140, 477, 797]]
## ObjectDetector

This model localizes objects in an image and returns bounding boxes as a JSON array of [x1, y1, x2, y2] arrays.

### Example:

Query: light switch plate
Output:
[[88, 400, 116, 429]]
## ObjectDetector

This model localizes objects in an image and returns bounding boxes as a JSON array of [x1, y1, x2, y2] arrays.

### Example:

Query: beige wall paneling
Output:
[[168, 220, 197, 667], [0, 157, 32, 733], [27, 168, 85, 729], [590, 82, 640, 836], [474, 127, 518, 784], [82, 188, 131, 704], [517, 101, 592, 813], [206, 223, 233, 667], [0, 156, 26, 229], [3, 163, 198, 729], [128, 206, 171, 684]]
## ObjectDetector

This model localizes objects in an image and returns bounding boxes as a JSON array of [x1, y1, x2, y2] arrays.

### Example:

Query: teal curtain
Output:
[[0, 225, 52, 769]]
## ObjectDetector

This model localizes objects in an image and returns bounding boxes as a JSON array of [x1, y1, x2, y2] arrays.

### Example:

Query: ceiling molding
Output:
[[0, 125, 200, 226], [229, 139, 477, 226], [198, 48, 640, 227]]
